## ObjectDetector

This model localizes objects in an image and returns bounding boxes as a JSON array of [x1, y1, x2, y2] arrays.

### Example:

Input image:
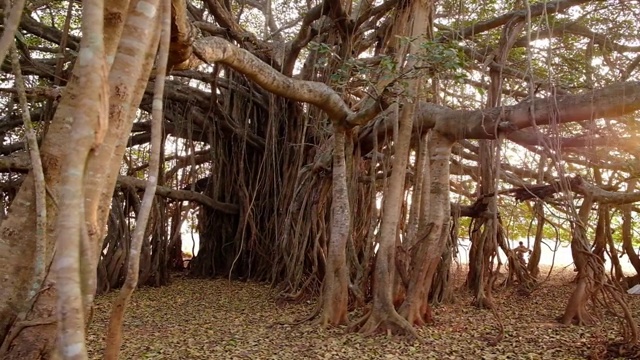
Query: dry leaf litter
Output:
[[87, 265, 640, 359]]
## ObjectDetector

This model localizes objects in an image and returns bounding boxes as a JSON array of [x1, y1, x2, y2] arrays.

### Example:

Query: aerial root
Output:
[[270, 294, 323, 327], [291, 299, 323, 325], [592, 341, 640, 360], [350, 308, 421, 342]]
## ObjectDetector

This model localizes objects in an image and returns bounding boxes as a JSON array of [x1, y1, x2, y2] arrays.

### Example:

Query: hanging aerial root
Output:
[[599, 281, 638, 344], [278, 276, 318, 303], [277, 289, 324, 326]]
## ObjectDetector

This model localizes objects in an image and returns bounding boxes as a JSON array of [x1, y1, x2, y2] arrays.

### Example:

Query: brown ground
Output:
[[86, 265, 640, 359]]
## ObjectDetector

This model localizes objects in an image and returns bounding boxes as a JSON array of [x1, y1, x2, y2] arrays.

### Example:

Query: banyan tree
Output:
[[1, 0, 640, 358]]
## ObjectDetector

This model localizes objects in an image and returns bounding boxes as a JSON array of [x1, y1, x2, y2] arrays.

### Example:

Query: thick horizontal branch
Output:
[[20, 15, 81, 51], [194, 37, 352, 121], [572, 177, 640, 205], [193, 37, 380, 125], [0, 153, 31, 172], [503, 176, 640, 205], [513, 22, 640, 54], [116, 175, 238, 214], [358, 81, 640, 152], [0, 153, 237, 213], [506, 130, 640, 154], [436, 0, 594, 42]]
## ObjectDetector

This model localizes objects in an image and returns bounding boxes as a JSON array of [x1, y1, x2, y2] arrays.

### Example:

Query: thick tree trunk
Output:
[[104, 4, 169, 356], [394, 133, 429, 306], [352, 105, 417, 336], [352, 0, 430, 334], [398, 131, 452, 325], [561, 195, 599, 325], [0, 0, 161, 356], [316, 128, 350, 326], [561, 268, 596, 325]]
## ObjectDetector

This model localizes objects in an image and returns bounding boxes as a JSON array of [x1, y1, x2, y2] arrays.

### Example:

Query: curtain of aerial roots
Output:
[[346, 141, 377, 307], [96, 184, 174, 293], [430, 211, 458, 305], [561, 196, 638, 346], [468, 16, 535, 305], [97, 191, 133, 294], [139, 201, 171, 287], [527, 152, 547, 278], [190, 70, 305, 283], [466, 140, 499, 309], [350, 0, 441, 337], [168, 204, 187, 271], [278, 130, 376, 301]]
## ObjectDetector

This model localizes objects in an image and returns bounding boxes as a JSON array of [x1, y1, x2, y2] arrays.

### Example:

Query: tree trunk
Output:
[[104, 4, 169, 356], [352, 0, 434, 335], [604, 212, 625, 283], [0, 0, 161, 356], [527, 201, 545, 277], [352, 102, 417, 335], [316, 128, 350, 326], [621, 180, 640, 277], [561, 195, 598, 325], [394, 133, 429, 306], [398, 131, 452, 326]]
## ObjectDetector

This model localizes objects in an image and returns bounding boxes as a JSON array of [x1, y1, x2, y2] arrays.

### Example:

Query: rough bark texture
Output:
[[317, 128, 350, 326], [104, 0, 169, 356], [352, 0, 429, 338], [0, 0, 161, 356], [398, 131, 452, 326], [2, 0, 640, 354], [561, 195, 598, 325]]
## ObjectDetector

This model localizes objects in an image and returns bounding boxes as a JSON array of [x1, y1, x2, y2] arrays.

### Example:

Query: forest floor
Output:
[[87, 265, 640, 359]]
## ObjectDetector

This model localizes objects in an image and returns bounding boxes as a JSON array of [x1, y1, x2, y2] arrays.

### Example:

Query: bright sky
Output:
[[181, 229, 638, 274]]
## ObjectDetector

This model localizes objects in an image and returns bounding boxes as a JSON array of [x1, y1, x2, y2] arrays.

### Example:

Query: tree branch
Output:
[[436, 0, 596, 42], [116, 175, 238, 214], [194, 36, 354, 122]]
